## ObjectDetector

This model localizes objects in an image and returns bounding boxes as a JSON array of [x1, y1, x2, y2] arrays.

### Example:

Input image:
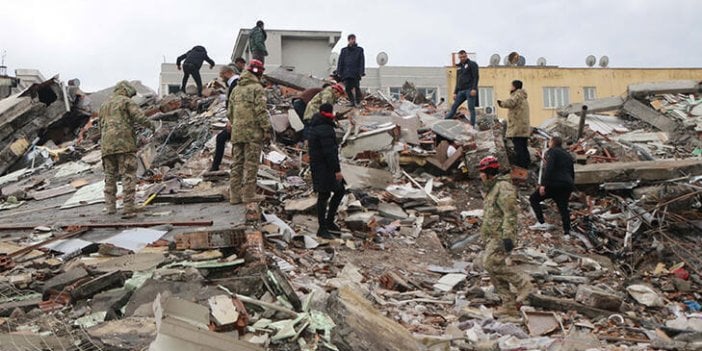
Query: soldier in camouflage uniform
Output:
[[98, 81, 155, 218], [229, 59, 271, 204], [303, 84, 345, 121], [478, 156, 533, 319]]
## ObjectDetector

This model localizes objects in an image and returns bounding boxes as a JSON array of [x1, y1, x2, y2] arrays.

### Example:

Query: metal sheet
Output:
[[99, 227, 168, 253]]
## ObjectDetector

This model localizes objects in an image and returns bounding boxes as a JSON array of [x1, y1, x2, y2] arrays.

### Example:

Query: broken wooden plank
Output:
[[575, 159, 702, 185], [622, 98, 678, 132], [153, 193, 224, 204]]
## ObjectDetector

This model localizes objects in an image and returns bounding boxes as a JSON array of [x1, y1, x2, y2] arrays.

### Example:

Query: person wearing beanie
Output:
[[306, 103, 344, 239], [498, 79, 531, 169]]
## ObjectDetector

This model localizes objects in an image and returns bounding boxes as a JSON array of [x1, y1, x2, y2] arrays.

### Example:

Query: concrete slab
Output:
[[558, 96, 625, 117], [378, 202, 408, 220], [264, 67, 325, 90], [622, 98, 678, 132], [575, 159, 702, 185], [431, 120, 475, 143], [628, 80, 701, 98], [341, 163, 394, 190]]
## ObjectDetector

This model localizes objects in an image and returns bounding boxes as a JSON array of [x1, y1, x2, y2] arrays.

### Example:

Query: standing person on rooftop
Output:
[[336, 34, 365, 107], [446, 50, 479, 126], [249, 20, 268, 64]]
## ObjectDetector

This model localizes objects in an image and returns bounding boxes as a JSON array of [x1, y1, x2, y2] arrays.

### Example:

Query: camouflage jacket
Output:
[[303, 87, 337, 121], [499, 89, 530, 138], [480, 174, 518, 242], [99, 81, 154, 157], [229, 70, 271, 143]]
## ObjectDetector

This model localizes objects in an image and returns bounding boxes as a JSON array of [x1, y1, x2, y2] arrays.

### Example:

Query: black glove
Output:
[[503, 238, 514, 253]]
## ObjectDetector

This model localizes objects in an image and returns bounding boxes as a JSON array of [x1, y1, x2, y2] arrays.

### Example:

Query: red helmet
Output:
[[331, 83, 345, 95], [478, 156, 500, 171], [247, 59, 265, 74]]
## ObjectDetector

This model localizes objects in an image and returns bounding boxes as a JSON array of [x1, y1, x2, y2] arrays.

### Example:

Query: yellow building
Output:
[[446, 66, 702, 126]]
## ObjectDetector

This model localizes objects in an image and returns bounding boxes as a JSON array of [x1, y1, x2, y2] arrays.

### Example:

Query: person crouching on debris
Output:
[[99, 81, 155, 218], [478, 156, 533, 319], [528, 135, 575, 236], [229, 59, 271, 205], [307, 103, 345, 239], [303, 83, 345, 123], [497, 80, 531, 169]]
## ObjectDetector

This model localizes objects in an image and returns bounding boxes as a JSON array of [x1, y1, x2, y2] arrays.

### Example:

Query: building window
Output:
[[417, 87, 437, 103], [478, 87, 494, 107], [388, 87, 402, 101], [583, 87, 596, 101], [168, 85, 181, 94], [543, 87, 570, 108]]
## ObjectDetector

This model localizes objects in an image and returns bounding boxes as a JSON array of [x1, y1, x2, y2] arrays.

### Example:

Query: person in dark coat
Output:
[[446, 50, 480, 126], [529, 135, 575, 235], [177, 45, 215, 97], [336, 34, 365, 107], [249, 20, 268, 63], [307, 103, 345, 239]]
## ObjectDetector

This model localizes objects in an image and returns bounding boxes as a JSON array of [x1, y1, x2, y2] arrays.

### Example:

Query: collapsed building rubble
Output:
[[0, 75, 701, 351]]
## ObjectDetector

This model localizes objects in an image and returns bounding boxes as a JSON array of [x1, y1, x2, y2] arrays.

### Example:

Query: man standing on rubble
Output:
[[497, 80, 531, 169], [303, 84, 345, 122], [446, 50, 479, 126], [307, 103, 344, 239], [229, 59, 271, 204], [249, 20, 268, 63], [478, 156, 533, 319], [99, 81, 155, 218], [529, 135, 575, 235], [210, 58, 246, 171], [177, 45, 215, 97], [336, 34, 365, 107]]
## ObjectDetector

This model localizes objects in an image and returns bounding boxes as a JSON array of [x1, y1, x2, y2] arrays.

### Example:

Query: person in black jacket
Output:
[[446, 50, 480, 126], [336, 34, 365, 107], [307, 103, 345, 239], [177, 45, 215, 97], [210, 58, 246, 171], [529, 136, 575, 235]]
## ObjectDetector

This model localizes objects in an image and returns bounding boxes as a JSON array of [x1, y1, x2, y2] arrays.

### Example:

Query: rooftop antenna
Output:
[[0, 50, 7, 76], [585, 55, 596, 67], [536, 57, 547, 66], [599, 55, 610, 68], [376, 52, 389, 66], [489, 54, 501, 66]]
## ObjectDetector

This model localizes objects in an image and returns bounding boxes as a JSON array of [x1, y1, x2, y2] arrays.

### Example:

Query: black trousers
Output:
[[343, 78, 362, 105], [511, 137, 530, 169], [317, 181, 345, 229], [529, 186, 572, 234], [252, 50, 266, 64], [181, 63, 203, 96], [211, 129, 230, 171], [292, 98, 306, 120]]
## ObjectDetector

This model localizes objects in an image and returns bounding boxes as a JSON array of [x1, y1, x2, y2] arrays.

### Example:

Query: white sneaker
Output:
[[529, 222, 554, 231]]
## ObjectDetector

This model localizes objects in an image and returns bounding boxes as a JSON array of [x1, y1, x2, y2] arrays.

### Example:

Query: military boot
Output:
[[242, 183, 265, 203], [230, 188, 242, 205]]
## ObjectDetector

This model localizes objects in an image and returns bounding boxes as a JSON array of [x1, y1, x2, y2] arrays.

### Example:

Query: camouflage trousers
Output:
[[482, 239, 532, 311], [102, 153, 138, 212], [230, 142, 262, 203]]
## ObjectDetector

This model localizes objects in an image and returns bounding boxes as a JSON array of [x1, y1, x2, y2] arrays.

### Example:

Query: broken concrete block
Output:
[[72, 271, 128, 301], [378, 202, 408, 220], [326, 285, 424, 351], [344, 211, 377, 231], [284, 196, 317, 213], [558, 96, 625, 117], [208, 295, 239, 327], [622, 98, 678, 132], [433, 273, 467, 292], [575, 285, 623, 311], [628, 80, 702, 98], [575, 159, 702, 185], [341, 163, 394, 190], [341, 126, 395, 158], [264, 67, 325, 90], [90, 288, 133, 320], [431, 120, 475, 143], [626, 284, 664, 307], [42, 267, 89, 296]]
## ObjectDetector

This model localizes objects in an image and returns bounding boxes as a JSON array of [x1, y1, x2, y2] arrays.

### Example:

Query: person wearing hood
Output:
[[229, 59, 271, 204], [478, 156, 533, 320], [498, 80, 531, 169], [249, 20, 268, 63], [98, 81, 155, 218], [307, 103, 344, 239], [336, 34, 365, 106], [177, 45, 215, 97]]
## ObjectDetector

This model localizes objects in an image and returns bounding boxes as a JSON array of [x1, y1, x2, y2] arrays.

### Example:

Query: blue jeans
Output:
[[446, 90, 476, 126]]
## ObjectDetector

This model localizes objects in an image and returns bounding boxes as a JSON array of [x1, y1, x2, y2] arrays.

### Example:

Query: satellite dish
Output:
[[517, 56, 526, 66], [503, 56, 510, 65], [328, 52, 339, 67], [586, 55, 596, 67], [489, 54, 501, 66], [599, 55, 609, 68], [507, 51, 520, 65], [536, 57, 547, 66], [376, 52, 389, 66]]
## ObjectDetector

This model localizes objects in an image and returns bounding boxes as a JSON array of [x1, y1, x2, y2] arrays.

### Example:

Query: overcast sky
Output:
[[2, 0, 700, 92]]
